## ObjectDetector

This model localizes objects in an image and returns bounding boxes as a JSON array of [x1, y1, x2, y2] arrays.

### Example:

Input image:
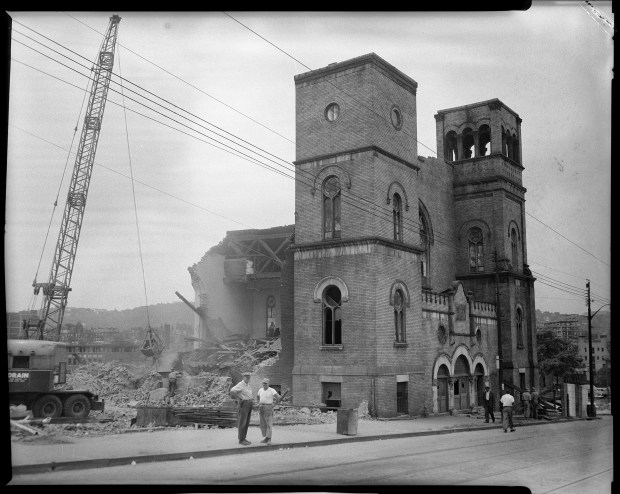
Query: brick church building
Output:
[[189, 53, 538, 417]]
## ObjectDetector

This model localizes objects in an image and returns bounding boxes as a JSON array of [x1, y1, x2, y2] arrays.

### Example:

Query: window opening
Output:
[[266, 295, 276, 338], [511, 228, 518, 269], [393, 193, 403, 242], [462, 128, 475, 159], [11, 356, 30, 369], [478, 124, 491, 156], [468, 227, 484, 272], [323, 176, 342, 239], [322, 382, 341, 408], [516, 307, 524, 347], [445, 131, 458, 161], [394, 289, 406, 343], [420, 213, 430, 280], [325, 103, 340, 122], [323, 285, 342, 345]]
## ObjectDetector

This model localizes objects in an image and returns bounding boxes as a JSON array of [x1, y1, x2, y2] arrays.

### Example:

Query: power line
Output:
[[10, 16, 611, 305]]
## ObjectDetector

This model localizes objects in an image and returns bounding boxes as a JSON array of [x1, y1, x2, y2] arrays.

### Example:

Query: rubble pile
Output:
[[272, 406, 337, 425], [182, 337, 281, 375]]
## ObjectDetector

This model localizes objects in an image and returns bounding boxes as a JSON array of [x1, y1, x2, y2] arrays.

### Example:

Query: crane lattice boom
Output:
[[26, 15, 121, 341]]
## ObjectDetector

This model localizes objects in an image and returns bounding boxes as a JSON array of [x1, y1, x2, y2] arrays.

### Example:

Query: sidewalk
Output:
[[10, 412, 600, 475]]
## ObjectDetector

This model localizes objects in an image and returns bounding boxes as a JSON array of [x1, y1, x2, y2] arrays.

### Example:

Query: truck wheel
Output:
[[33, 394, 62, 418], [63, 394, 91, 418]]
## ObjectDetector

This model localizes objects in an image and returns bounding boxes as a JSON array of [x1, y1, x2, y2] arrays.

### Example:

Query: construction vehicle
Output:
[[8, 339, 104, 418], [22, 14, 121, 342]]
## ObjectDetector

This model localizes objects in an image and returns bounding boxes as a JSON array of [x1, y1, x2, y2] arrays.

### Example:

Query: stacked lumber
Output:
[[172, 406, 238, 427]]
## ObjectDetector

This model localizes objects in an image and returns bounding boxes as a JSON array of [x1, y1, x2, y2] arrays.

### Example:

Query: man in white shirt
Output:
[[500, 390, 516, 433], [256, 378, 281, 444], [230, 372, 254, 445]]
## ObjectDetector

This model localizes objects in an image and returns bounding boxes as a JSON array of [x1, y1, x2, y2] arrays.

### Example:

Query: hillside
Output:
[[62, 302, 196, 330], [535, 309, 610, 338]]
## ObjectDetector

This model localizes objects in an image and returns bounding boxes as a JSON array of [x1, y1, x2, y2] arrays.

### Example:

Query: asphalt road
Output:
[[9, 416, 613, 492]]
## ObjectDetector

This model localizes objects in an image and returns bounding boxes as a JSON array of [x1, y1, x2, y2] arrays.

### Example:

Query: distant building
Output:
[[577, 333, 611, 381], [537, 318, 582, 341]]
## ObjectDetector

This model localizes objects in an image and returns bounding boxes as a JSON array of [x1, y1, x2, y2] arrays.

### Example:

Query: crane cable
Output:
[[117, 41, 151, 329], [28, 68, 92, 315]]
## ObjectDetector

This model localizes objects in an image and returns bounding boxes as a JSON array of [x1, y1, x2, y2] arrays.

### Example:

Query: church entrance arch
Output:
[[437, 364, 450, 413], [453, 355, 470, 410]]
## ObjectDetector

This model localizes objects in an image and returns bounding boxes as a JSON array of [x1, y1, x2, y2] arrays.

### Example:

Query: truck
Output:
[[8, 339, 104, 418]]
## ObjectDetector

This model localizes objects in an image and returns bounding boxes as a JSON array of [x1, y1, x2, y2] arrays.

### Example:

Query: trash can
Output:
[[336, 408, 358, 435]]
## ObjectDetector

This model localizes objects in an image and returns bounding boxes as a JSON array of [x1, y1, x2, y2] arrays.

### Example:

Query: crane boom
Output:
[[25, 15, 121, 341]]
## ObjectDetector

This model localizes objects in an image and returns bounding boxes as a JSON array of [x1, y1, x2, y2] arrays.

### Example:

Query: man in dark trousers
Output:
[[483, 383, 495, 423], [229, 371, 254, 445]]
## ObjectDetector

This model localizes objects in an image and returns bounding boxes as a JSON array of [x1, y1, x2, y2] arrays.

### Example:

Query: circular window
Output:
[[325, 103, 340, 122], [390, 106, 403, 130], [437, 325, 447, 345]]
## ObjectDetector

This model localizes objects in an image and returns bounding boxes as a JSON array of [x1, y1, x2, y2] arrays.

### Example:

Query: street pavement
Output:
[[10, 411, 604, 475]]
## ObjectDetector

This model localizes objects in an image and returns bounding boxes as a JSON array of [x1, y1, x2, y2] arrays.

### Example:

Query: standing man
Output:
[[483, 383, 495, 423], [531, 387, 540, 420], [257, 378, 281, 444], [500, 390, 516, 433], [230, 371, 254, 445], [522, 388, 532, 419], [168, 367, 178, 397]]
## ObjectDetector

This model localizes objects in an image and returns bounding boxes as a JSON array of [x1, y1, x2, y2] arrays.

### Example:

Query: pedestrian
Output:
[[522, 388, 532, 419], [500, 390, 516, 433], [256, 378, 281, 444], [483, 383, 495, 423], [229, 371, 254, 445], [168, 367, 179, 397], [531, 386, 540, 420]]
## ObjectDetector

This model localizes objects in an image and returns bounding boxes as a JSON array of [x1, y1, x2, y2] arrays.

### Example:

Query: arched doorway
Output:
[[453, 355, 470, 410], [474, 363, 485, 407], [437, 364, 450, 413]]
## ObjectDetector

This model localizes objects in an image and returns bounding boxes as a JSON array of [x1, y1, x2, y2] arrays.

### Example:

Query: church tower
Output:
[[291, 54, 426, 415], [434, 99, 538, 390]]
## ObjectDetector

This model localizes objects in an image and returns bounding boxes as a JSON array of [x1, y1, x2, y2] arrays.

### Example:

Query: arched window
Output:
[[323, 176, 342, 239], [516, 307, 524, 347], [445, 131, 458, 162], [505, 131, 513, 159], [394, 289, 406, 343], [511, 134, 519, 163], [478, 124, 491, 156], [511, 228, 518, 270], [266, 295, 276, 338], [323, 286, 342, 345], [462, 128, 474, 159], [468, 227, 484, 272], [420, 213, 430, 282], [393, 193, 403, 242]]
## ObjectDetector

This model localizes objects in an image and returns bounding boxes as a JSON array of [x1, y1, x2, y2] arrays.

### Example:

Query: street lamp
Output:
[[586, 280, 610, 418]]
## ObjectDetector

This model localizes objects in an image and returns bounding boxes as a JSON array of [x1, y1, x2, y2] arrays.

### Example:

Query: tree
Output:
[[594, 366, 610, 388], [537, 330, 582, 390]]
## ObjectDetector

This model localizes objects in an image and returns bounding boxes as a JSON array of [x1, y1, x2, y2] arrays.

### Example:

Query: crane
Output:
[[23, 15, 121, 341]]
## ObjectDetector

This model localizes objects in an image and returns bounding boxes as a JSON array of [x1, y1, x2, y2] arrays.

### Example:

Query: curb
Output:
[[11, 416, 597, 475]]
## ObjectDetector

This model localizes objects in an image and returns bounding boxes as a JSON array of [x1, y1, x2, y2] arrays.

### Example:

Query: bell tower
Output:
[[434, 99, 538, 389]]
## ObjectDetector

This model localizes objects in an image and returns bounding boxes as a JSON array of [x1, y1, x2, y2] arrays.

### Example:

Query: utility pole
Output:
[[586, 280, 610, 418], [586, 280, 595, 417]]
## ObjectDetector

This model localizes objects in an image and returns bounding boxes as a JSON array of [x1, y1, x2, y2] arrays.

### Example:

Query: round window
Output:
[[390, 106, 403, 130], [325, 103, 340, 122]]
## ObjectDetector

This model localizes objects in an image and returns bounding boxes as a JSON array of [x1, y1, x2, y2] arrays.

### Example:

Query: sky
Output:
[[4, 5, 612, 318]]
